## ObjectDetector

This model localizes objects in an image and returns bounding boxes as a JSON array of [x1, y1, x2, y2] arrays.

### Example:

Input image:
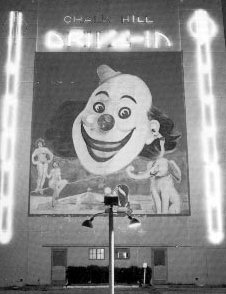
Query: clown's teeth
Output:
[[92, 149, 117, 158], [93, 142, 121, 149]]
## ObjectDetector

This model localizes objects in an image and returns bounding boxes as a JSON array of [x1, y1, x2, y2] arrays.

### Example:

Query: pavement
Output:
[[0, 285, 226, 294]]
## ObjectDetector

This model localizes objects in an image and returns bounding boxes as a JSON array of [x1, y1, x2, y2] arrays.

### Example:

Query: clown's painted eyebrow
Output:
[[95, 91, 109, 97], [120, 95, 137, 104]]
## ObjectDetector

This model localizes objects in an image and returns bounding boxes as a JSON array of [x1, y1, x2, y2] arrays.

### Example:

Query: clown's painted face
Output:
[[72, 68, 153, 175]]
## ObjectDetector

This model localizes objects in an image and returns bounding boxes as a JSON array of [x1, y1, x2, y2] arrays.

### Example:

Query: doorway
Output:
[[51, 248, 67, 285], [151, 248, 168, 284]]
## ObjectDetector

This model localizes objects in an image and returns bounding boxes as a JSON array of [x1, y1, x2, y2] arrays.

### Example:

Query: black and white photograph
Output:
[[0, 0, 226, 292]]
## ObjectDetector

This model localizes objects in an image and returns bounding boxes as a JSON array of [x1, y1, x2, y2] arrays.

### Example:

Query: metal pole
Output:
[[143, 267, 146, 285], [109, 205, 114, 294]]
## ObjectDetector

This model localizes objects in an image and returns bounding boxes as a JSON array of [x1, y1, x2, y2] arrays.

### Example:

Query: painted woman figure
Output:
[[47, 161, 68, 207], [32, 138, 53, 194]]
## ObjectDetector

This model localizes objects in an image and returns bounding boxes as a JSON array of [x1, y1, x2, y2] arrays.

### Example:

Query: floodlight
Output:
[[127, 215, 141, 228], [82, 218, 94, 228]]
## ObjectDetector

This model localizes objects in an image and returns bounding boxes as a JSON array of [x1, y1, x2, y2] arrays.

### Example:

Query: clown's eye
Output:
[[118, 107, 131, 119], [93, 102, 105, 113]]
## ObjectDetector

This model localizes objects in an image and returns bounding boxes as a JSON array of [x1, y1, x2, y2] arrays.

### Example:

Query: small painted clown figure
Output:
[[72, 65, 160, 175]]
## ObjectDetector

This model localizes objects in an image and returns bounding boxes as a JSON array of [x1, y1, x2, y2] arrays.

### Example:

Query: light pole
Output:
[[109, 205, 114, 294], [82, 185, 141, 294]]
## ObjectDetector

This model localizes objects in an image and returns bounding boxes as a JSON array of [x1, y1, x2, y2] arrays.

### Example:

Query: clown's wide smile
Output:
[[81, 122, 135, 162]]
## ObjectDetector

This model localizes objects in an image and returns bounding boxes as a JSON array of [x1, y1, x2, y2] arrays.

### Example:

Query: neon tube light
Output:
[[45, 31, 64, 49], [0, 11, 22, 244], [96, 30, 117, 49], [188, 10, 224, 244], [44, 29, 172, 50], [154, 32, 172, 48]]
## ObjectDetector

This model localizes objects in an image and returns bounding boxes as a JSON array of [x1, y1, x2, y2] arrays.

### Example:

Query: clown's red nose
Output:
[[98, 114, 115, 131]]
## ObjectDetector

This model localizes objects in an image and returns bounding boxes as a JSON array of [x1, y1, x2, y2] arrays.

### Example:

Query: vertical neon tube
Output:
[[188, 10, 224, 244], [0, 11, 22, 244]]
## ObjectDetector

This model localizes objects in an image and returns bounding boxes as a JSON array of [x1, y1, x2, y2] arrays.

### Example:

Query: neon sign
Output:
[[44, 29, 172, 50], [0, 11, 22, 244], [188, 10, 224, 244]]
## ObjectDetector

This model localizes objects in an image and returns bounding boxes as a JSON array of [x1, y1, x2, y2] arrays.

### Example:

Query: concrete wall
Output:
[[0, 0, 226, 287], [168, 247, 226, 285]]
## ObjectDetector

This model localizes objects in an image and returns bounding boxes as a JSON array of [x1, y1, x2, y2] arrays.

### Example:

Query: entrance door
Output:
[[51, 248, 67, 285], [151, 248, 167, 284]]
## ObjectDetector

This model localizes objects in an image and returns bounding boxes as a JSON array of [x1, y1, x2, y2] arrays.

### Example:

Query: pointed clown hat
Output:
[[97, 64, 122, 85]]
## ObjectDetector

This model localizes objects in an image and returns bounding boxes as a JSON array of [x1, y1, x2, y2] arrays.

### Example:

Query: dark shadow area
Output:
[[66, 265, 152, 285]]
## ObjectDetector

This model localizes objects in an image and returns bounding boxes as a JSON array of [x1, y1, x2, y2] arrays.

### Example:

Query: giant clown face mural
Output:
[[72, 65, 158, 175]]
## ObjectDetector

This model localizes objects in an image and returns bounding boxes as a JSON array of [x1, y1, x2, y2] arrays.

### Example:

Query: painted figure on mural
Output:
[[150, 157, 181, 214], [32, 138, 53, 194], [72, 64, 166, 175], [127, 138, 181, 214], [47, 160, 68, 207]]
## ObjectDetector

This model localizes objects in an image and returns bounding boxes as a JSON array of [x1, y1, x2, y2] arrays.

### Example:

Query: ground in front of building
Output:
[[0, 285, 226, 294]]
